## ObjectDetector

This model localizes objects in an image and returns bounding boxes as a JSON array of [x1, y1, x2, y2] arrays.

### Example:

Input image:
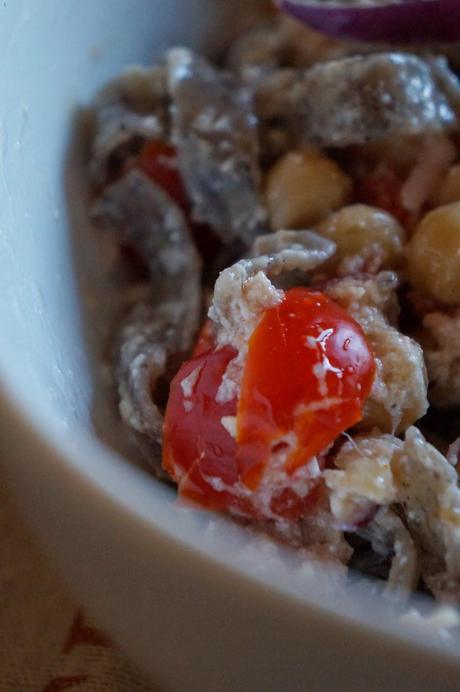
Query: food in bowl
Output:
[[84, 6, 460, 605]]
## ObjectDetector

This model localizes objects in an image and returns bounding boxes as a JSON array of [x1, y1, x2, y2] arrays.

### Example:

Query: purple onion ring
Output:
[[280, 0, 460, 44]]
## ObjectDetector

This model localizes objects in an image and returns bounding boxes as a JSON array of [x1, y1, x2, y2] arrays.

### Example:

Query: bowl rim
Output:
[[2, 366, 460, 668]]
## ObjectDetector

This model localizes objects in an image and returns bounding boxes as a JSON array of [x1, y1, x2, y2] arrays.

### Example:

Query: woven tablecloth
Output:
[[0, 476, 155, 692]]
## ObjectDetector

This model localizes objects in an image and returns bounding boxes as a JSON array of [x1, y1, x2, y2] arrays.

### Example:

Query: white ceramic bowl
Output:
[[1, 2, 460, 690]]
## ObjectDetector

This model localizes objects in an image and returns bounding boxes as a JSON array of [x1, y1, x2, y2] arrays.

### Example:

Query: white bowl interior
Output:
[[0, 0, 261, 431], [1, 2, 460, 690]]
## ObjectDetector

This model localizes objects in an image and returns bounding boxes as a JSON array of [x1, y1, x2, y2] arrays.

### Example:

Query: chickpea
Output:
[[407, 202, 460, 305], [265, 149, 352, 230], [432, 164, 460, 206], [316, 204, 404, 273]]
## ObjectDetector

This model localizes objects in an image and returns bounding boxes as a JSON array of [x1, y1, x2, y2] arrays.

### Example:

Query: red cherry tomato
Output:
[[163, 288, 375, 521], [162, 345, 321, 520], [236, 288, 375, 489], [163, 346, 254, 515], [136, 139, 189, 213]]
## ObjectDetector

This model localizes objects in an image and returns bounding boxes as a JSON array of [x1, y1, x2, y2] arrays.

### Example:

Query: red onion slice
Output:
[[280, 0, 460, 44]]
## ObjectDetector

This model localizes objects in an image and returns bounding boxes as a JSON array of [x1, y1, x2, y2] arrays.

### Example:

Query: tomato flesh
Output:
[[163, 288, 375, 520], [236, 288, 375, 488]]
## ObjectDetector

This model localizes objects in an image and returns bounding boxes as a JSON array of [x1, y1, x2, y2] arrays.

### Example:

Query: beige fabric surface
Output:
[[0, 478, 155, 692]]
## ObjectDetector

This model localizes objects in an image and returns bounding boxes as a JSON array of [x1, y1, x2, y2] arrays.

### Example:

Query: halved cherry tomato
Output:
[[236, 288, 375, 488], [162, 345, 321, 520], [162, 346, 254, 515], [163, 288, 375, 521]]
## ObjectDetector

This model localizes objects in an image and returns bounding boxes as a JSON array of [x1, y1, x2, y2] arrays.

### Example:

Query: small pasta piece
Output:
[[265, 149, 352, 230], [419, 310, 460, 408], [432, 164, 460, 206], [324, 433, 400, 527], [316, 204, 404, 274], [360, 322, 428, 435], [393, 427, 460, 581], [407, 203, 460, 305], [369, 508, 419, 601], [399, 134, 456, 216]]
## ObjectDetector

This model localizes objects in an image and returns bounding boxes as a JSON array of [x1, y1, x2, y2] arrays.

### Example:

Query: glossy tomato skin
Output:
[[236, 288, 376, 487], [162, 345, 322, 520], [163, 346, 254, 515], [163, 289, 376, 521]]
